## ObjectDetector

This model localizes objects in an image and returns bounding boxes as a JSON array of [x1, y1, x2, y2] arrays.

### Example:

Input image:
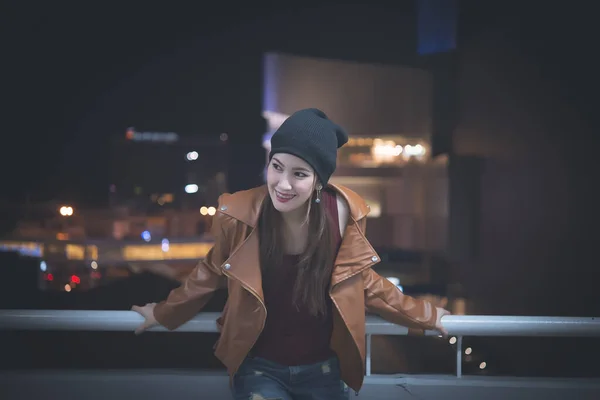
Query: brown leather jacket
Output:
[[153, 184, 438, 392]]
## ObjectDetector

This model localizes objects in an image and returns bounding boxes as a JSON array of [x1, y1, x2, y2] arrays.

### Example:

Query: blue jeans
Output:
[[231, 355, 350, 400]]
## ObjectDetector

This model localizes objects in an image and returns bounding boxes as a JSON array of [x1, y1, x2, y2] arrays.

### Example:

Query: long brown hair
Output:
[[258, 189, 336, 318]]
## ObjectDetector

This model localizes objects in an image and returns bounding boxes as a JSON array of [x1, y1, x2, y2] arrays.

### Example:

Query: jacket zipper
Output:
[[222, 270, 267, 378], [329, 260, 378, 397]]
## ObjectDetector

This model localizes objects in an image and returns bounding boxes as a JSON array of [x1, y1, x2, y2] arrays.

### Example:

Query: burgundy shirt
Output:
[[251, 188, 342, 365]]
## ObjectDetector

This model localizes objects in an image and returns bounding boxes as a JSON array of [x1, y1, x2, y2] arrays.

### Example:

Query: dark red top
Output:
[[250, 188, 342, 365]]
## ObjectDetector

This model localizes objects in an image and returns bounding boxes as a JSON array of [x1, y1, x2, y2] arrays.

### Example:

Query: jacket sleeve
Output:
[[359, 218, 437, 335], [153, 197, 230, 330]]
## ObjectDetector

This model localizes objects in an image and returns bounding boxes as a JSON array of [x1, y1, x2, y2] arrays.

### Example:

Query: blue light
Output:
[[262, 131, 274, 144], [141, 231, 151, 242], [417, 0, 457, 55], [0, 243, 42, 257], [40, 261, 47, 272], [161, 238, 170, 252], [263, 53, 279, 113]]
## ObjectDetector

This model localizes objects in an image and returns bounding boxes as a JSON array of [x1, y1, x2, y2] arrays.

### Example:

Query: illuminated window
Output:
[[338, 136, 429, 167]]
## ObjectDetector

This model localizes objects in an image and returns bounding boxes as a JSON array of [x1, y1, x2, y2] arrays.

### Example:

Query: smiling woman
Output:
[[131, 108, 449, 399]]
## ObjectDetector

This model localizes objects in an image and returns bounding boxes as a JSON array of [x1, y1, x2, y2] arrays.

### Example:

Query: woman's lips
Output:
[[275, 190, 296, 203]]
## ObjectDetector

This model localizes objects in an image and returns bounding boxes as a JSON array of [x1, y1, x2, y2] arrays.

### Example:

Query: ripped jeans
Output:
[[231, 355, 350, 400]]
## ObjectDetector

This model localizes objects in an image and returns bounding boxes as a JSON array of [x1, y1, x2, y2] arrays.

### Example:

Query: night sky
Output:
[[2, 3, 272, 205], [2, 2, 598, 206]]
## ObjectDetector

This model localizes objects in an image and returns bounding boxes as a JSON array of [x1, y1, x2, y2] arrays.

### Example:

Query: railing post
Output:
[[456, 335, 463, 378], [366, 334, 372, 376]]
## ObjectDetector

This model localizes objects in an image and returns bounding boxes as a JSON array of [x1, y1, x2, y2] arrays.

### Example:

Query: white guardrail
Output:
[[1, 310, 599, 377]]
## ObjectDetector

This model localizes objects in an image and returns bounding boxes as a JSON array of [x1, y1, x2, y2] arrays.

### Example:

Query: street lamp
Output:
[[58, 206, 74, 239], [59, 206, 74, 216], [184, 184, 198, 194]]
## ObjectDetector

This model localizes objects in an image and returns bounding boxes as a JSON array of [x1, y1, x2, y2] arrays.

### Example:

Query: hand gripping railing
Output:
[[1, 310, 599, 377]]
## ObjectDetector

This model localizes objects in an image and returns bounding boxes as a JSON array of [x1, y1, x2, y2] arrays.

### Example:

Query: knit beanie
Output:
[[268, 108, 348, 185]]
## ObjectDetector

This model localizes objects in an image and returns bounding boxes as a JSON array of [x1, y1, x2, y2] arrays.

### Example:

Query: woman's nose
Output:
[[277, 178, 292, 190]]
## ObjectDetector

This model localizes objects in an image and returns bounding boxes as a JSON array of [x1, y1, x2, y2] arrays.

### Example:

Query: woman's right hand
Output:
[[131, 303, 159, 335]]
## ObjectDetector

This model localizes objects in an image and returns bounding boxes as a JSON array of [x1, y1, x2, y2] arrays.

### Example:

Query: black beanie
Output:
[[268, 108, 348, 185]]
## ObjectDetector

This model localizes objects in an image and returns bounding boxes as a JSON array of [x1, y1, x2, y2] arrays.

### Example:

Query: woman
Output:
[[132, 108, 450, 399]]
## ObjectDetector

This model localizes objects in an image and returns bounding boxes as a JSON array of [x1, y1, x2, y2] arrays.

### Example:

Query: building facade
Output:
[[261, 53, 449, 253]]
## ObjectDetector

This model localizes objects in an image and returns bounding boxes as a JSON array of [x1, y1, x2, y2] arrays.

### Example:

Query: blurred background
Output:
[[1, 0, 598, 383]]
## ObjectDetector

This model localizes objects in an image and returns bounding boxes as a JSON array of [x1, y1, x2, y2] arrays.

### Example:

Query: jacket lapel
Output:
[[331, 219, 380, 288], [223, 228, 265, 301]]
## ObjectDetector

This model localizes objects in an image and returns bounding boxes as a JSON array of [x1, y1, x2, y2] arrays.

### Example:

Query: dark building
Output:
[[109, 127, 229, 213]]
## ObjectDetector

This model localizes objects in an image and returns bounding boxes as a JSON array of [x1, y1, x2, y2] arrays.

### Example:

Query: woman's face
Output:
[[266, 153, 317, 214]]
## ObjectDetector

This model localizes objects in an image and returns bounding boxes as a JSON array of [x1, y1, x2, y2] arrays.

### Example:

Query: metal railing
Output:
[[2, 310, 599, 378]]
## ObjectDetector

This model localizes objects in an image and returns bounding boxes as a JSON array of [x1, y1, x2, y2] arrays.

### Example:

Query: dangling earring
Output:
[[315, 185, 322, 204]]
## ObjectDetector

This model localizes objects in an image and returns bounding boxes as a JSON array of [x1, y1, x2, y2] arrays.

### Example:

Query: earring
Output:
[[315, 185, 322, 204]]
